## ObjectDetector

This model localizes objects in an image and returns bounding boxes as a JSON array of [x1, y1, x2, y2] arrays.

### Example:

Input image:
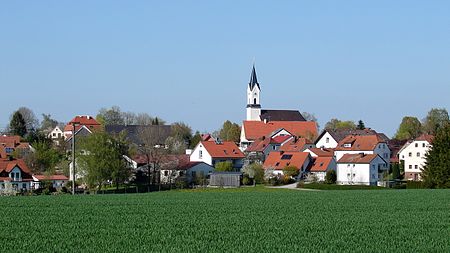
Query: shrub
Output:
[[325, 170, 337, 184], [215, 161, 234, 172], [406, 181, 424, 189], [242, 175, 252, 186], [282, 166, 299, 178]]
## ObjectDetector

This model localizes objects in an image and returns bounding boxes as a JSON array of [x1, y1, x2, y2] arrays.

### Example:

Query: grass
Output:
[[0, 188, 448, 252], [299, 182, 386, 190]]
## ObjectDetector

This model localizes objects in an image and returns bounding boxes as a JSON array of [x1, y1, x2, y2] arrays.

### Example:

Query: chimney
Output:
[[264, 118, 268, 124]]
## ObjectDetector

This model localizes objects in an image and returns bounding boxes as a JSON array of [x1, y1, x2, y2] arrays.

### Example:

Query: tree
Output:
[[324, 118, 356, 131], [40, 114, 59, 131], [152, 117, 166, 125], [282, 166, 299, 178], [190, 131, 202, 149], [325, 170, 337, 184], [302, 112, 320, 129], [215, 161, 234, 172], [171, 122, 192, 146], [135, 113, 154, 125], [218, 120, 241, 143], [242, 163, 265, 184], [9, 111, 27, 137], [122, 111, 137, 125], [22, 140, 63, 174], [422, 108, 450, 135], [16, 107, 39, 132], [394, 116, 422, 140], [357, 120, 365, 130], [422, 123, 450, 188], [77, 132, 131, 191], [96, 106, 125, 126]]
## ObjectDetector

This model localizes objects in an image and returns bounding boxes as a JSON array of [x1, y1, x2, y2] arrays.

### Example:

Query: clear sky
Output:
[[1, 1, 449, 137]]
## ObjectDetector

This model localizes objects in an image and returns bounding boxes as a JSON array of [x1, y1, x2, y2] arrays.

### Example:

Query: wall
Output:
[[189, 143, 213, 165], [316, 132, 338, 149], [399, 140, 431, 181]]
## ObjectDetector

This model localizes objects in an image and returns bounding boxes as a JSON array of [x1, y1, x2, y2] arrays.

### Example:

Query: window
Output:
[[422, 143, 425, 148], [352, 164, 355, 168], [199, 150, 203, 159], [408, 152, 412, 157], [52, 133, 56, 137], [179, 171, 184, 176], [415, 143, 418, 148], [254, 98, 257, 104], [164, 171, 168, 176], [22, 183, 26, 189], [344, 143, 351, 148], [417, 152, 420, 157], [352, 174, 356, 177], [409, 165, 412, 169], [347, 164, 350, 168], [281, 154, 293, 160], [326, 137, 330, 143], [415, 165, 418, 169], [347, 173, 351, 177]]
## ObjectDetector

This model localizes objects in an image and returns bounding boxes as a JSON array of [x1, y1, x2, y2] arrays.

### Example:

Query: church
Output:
[[240, 65, 318, 150]]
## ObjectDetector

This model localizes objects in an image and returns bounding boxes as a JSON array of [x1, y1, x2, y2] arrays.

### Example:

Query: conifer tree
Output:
[[422, 123, 450, 188], [9, 111, 27, 137]]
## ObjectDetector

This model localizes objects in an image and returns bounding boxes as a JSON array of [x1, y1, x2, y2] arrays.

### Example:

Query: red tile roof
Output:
[[0, 135, 21, 145], [263, 151, 311, 170], [33, 174, 69, 181], [64, 115, 101, 132], [201, 141, 245, 159], [310, 157, 334, 172], [335, 135, 385, 151], [243, 121, 318, 141], [337, 153, 379, 164], [279, 137, 312, 152], [0, 159, 31, 174], [271, 135, 292, 144], [306, 148, 335, 157], [415, 134, 434, 143]]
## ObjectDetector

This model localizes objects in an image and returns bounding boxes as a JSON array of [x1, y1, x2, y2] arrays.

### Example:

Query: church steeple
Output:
[[246, 65, 261, 121], [249, 65, 260, 91]]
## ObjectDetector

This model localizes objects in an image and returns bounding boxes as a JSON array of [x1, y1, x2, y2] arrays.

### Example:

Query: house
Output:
[[334, 135, 391, 163], [240, 65, 318, 150], [398, 134, 433, 181], [63, 115, 102, 139], [0, 158, 33, 191], [48, 126, 64, 140], [309, 157, 336, 182], [279, 136, 315, 152], [244, 129, 293, 163], [336, 153, 388, 186], [315, 129, 389, 149], [263, 151, 313, 177], [65, 125, 96, 150], [0, 135, 33, 156], [176, 162, 214, 184], [32, 174, 69, 189], [304, 147, 335, 158], [190, 140, 245, 169]]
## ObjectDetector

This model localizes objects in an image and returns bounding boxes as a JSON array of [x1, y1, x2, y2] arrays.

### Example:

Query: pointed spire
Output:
[[249, 64, 260, 90]]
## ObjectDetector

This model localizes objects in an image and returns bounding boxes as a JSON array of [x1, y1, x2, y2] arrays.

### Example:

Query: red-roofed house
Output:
[[32, 174, 69, 189], [63, 115, 102, 139], [398, 134, 434, 181], [279, 136, 315, 152], [309, 157, 336, 182], [337, 153, 388, 186], [0, 135, 33, 157], [263, 151, 313, 177], [334, 135, 391, 163], [0, 158, 33, 191], [304, 147, 335, 158], [245, 129, 294, 162], [240, 121, 318, 150], [190, 140, 245, 169]]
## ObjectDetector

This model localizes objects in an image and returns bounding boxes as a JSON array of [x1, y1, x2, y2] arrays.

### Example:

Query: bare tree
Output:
[[137, 126, 169, 192]]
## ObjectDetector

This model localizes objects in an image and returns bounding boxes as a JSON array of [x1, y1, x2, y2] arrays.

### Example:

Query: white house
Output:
[[398, 134, 433, 181], [337, 153, 388, 186], [315, 129, 390, 149], [309, 156, 336, 182], [32, 175, 69, 189], [190, 140, 245, 169], [48, 126, 64, 140], [0, 158, 33, 192], [334, 135, 391, 164]]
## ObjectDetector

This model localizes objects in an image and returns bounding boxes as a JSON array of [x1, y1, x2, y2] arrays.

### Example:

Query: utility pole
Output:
[[71, 122, 80, 195]]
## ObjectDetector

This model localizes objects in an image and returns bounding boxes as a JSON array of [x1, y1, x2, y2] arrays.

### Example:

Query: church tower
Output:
[[246, 65, 261, 121]]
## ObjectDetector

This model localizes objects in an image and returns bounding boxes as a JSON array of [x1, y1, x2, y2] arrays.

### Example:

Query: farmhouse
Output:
[[398, 134, 433, 181], [336, 153, 388, 186]]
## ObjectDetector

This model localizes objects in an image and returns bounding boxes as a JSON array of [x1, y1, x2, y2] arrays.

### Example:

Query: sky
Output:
[[1, 1, 449, 137]]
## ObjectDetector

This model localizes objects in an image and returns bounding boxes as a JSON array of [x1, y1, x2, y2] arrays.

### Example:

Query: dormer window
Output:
[[344, 143, 352, 148]]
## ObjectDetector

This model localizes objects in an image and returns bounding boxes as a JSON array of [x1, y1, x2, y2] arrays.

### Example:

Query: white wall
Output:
[[337, 156, 387, 185], [399, 140, 431, 179], [189, 143, 213, 165], [315, 132, 338, 149]]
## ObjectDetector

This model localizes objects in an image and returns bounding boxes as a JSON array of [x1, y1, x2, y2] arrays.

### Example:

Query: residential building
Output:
[[48, 126, 64, 140], [190, 140, 245, 169], [31, 175, 69, 189], [244, 129, 293, 163], [279, 136, 315, 152], [334, 135, 391, 163], [309, 156, 336, 182], [336, 153, 388, 186], [63, 115, 102, 139], [263, 151, 313, 177], [0, 158, 33, 191], [304, 147, 335, 158], [315, 129, 389, 149], [398, 134, 433, 181], [0, 135, 33, 156]]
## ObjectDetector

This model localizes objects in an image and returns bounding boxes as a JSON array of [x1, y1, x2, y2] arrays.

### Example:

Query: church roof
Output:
[[243, 121, 318, 141], [260, 110, 306, 122], [249, 65, 260, 91]]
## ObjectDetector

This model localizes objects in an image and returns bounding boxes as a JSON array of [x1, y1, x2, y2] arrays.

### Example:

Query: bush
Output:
[[297, 180, 305, 188], [406, 181, 424, 189], [215, 161, 234, 172], [325, 170, 337, 184], [242, 175, 252, 186], [282, 166, 299, 178]]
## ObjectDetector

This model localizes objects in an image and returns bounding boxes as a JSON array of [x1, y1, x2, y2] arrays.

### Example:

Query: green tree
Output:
[[243, 163, 265, 184], [282, 165, 299, 178], [394, 116, 422, 140], [325, 170, 337, 184], [77, 132, 131, 191], [190, 131, 202, 149], [171, 122, 192, 145], [422, 123, 450, 188], [324, 118, 356, 131], [9, 111, 27, 137], [357, 120, 365, 130], [23, 140, 63, 174], [422, 108, 450, 135], [215, 161, 234, 172], [218, 120, 241, 143], [96, 106, 125, 126]]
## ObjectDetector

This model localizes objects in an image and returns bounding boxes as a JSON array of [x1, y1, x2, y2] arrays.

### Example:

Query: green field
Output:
[[1, 188, 449, 252]]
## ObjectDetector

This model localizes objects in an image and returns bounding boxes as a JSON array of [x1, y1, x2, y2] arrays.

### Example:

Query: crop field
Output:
[[0, 188, 449, 252]]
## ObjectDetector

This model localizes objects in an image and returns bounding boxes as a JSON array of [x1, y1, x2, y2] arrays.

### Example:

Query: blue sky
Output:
[[1, 1, 449, 137]]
